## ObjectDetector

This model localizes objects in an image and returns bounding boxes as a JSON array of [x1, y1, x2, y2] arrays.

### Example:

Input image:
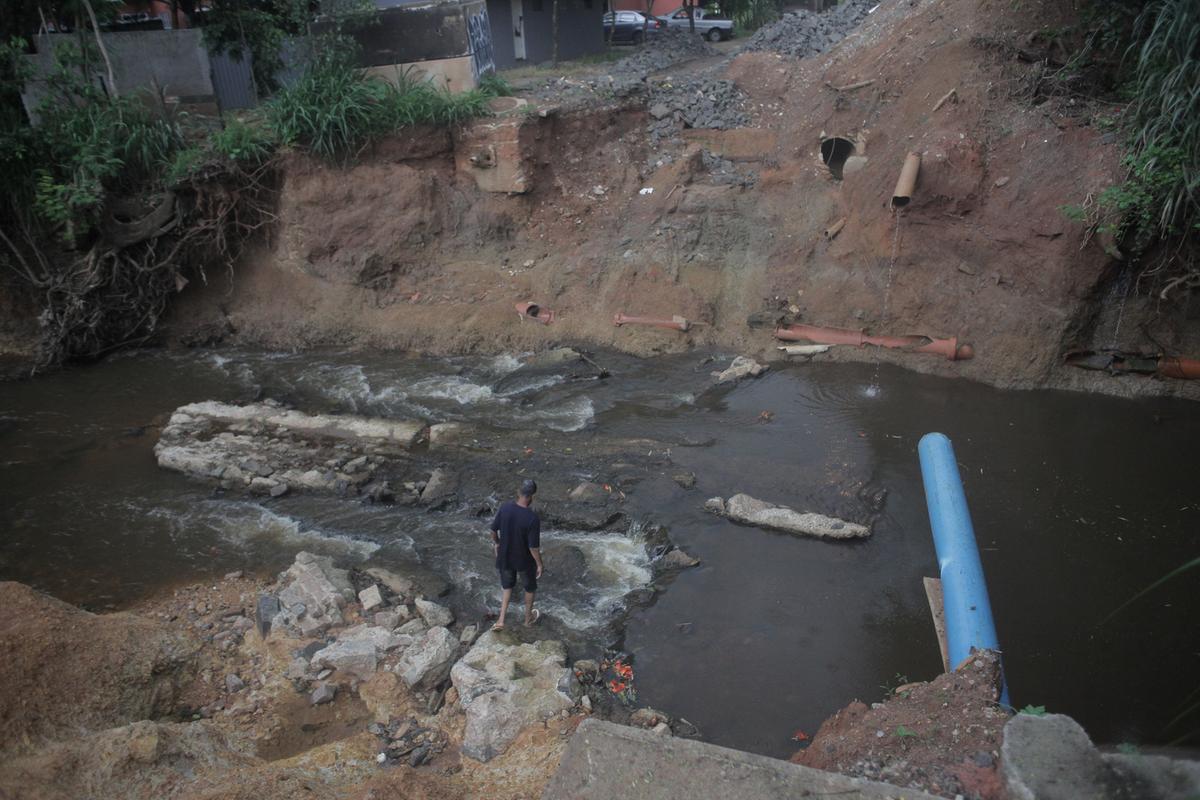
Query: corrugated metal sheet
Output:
[[209, 49, 257, 110]]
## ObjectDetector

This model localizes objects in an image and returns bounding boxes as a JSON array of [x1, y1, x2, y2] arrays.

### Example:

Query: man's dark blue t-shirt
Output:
[[491, 500, 540, 570]]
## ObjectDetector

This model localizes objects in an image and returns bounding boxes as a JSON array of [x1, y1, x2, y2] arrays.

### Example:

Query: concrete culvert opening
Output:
[[821, 137, 856, 180]]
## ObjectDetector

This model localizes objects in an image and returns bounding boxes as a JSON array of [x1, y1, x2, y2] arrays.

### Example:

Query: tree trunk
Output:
[[688, 0, 695, 33], [552, 0, 559, 65], [80, 0, 119, 97]]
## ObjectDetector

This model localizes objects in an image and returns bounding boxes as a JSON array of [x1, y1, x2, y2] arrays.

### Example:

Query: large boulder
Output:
[[708, 494, 870, 539], [394, 626, 458, 691], [271, 551, 354, 637], [450, 631, 577, 762], [0, 583, 197, 755]]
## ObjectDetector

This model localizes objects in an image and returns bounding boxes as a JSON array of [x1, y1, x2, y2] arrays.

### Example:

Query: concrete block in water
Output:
[[707, 493, 870, 539]]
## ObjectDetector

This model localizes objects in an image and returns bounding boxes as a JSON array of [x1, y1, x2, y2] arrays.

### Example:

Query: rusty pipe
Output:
[[891, 151, 921, 209], [515, 301, 554, 325], [1157, 356, 1200, 380], [774, 323, 865, 347], [614, 312, 690, 331], [775, 324, 973, 361]]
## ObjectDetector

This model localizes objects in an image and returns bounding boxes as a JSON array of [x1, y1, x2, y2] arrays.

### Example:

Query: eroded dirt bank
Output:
[[158, 0, 1200, 401]]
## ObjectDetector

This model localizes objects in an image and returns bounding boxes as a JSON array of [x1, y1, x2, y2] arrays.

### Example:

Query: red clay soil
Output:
[[160, 0, 1200, 401], [791, 650, 1009, 800]]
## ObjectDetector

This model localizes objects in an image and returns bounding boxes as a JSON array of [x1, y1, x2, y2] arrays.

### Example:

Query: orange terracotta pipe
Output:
[[774, 324, 973, 361], [774, 323, 865, 347], [1158, 356, 1200, 380], [515, 302, 554, 325], [613, 313, 690, 332]]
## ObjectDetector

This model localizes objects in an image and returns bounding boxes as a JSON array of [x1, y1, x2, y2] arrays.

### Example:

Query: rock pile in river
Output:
[[154, 400, 422, 496], [705, 493, 870, 539]]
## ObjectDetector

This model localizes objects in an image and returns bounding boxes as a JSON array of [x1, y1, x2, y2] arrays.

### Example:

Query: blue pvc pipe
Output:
[[918, 432, 1009, 705]]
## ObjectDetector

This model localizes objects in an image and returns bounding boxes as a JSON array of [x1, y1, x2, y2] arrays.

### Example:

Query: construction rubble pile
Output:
[[747, 0, 875, 58]]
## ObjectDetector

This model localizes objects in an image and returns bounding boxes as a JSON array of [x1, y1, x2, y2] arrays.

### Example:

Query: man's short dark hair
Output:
[[520, 478, 538, 497]]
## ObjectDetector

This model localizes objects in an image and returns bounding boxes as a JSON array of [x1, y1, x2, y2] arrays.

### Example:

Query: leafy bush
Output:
[[6, 42, 184, 242]]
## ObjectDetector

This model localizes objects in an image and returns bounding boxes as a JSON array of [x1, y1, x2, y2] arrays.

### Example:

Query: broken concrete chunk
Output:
[[311, 638, 378, 681], [414, 597, 454, 628], [661, 548, 700, 569], [397, 618, 428, 636], [419, 468, 458, 505], [310, 683, 336, 705], [365, 567, 417, 601], [711, 356, 768, 384], [359, 584, 384, 612], [394, 626, 458, 691], [707, 494, 870, 539]]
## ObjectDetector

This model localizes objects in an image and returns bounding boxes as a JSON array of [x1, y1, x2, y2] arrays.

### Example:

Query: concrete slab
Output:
[[542, 719, 943, 800], [1002, 713, 1200, 800]]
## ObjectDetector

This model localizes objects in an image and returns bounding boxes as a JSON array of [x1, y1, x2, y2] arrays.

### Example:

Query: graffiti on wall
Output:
[[467, 4, 495, 79]]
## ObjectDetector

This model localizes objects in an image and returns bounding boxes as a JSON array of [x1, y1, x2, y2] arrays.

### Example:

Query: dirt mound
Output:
[[792, 651, 1008, 799], [0, 582, 199, 753], [746, 0, 874, 58]]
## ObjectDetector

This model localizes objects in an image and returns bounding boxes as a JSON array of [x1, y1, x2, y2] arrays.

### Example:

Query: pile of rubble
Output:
[[646, 76, 750, 146], [259, 551, 579, 763], [746, 0, 875, 59], [609, 29, 715, 88]]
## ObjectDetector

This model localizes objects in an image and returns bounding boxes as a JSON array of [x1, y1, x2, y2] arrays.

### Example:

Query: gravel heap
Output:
[[646, 76, 750, 145], [609, 29, 715, 86], [746, 0, 875, 58]]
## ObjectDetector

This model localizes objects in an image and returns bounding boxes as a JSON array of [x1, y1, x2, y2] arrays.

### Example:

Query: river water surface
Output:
[[1, 347, 1196, 758]]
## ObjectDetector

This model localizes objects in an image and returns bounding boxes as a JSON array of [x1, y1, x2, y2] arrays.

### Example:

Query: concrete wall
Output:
[[320, 0, 495, 89], [487, 0, 605, 69], [20, 31, 215, 121], [21, 30, 213, 99]]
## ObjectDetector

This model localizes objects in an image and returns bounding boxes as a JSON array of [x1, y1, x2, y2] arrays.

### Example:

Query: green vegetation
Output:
[[268, 54, 504, 160], [894, 725, 918, 738], [726, 0, 780, 35], [0, 14, 501, 366], [1019, 704, 1048, 717], [1056, 0, 1199, 297]]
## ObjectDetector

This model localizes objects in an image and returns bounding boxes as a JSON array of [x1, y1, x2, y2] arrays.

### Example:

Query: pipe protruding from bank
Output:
[[774, 323, 974, 361], [613, 313, 690, 331], [918, 432, 1009, 705], [515, 302, 555, 324], [892, 151, 921, 208]]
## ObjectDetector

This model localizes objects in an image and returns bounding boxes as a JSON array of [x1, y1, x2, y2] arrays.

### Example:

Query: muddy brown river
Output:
[[1, 347, 1196, 758]]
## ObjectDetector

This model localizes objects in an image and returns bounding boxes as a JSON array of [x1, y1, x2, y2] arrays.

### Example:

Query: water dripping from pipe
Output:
[[866, 211, 903, 397]]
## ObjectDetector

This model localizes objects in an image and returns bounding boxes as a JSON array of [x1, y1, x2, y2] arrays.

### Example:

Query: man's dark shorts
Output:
[[499, 568, 537, 593]]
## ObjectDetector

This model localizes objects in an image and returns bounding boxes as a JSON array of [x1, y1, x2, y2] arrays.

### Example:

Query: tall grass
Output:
[[268, 54, 498, 160], [1126, 0, 1200, 242]]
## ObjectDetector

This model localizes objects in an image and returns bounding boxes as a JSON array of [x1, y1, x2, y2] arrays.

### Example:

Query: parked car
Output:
[[603, 10, 665, 44], [662, 7, 734, 41]]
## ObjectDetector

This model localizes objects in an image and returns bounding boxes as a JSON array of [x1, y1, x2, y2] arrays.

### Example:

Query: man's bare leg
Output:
[[496, 588, 513, 629], [524, 591, 537, 625]]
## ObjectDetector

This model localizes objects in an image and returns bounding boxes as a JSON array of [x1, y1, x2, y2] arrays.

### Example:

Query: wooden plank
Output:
[[923, 576, 951, 673]]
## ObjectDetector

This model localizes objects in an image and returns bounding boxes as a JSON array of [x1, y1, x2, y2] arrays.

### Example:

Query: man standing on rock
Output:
[[490, 478, 544, 629]]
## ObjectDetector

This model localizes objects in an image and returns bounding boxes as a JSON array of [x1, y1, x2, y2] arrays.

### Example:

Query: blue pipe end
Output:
[[919, 432, 1010, 707]]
